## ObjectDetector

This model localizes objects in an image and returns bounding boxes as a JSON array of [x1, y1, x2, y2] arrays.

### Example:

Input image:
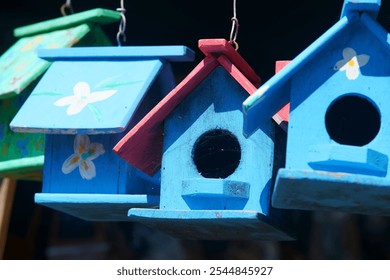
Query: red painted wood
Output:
[[114, 39, 263, 175], [273, 61, 291, 131], [217, 55, 258, 94], [199, 39, 261, 87]]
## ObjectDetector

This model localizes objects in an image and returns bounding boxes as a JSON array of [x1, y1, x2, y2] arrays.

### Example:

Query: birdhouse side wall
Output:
[[42, 133, 154, 194], [286, 20, 390, 178], [160, 67, 274, 214]]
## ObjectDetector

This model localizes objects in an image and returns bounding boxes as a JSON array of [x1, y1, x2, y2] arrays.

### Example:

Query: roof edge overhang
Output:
[[37, 46, 195, 62], [198, 39, 261, 87], [242, 14, 354, 137], [14, 8, 121, 38]]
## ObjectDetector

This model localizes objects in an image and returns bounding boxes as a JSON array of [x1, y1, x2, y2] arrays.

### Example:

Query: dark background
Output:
[[1, 0, 390, 260]]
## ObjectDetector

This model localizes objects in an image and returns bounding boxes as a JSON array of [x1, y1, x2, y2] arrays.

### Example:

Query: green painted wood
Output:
[[0, 9, 118, 180], [13, 8, 120, 38], [0, 24, 92, 98]]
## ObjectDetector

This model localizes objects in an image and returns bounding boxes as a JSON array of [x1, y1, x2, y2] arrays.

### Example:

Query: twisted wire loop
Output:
[[116, 0, 127, 46], [228, 0, 239, 51], [61, 0, 74, 16]]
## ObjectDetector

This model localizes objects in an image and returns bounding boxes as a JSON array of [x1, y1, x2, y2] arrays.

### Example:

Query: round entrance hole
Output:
[[325, 95, 380, 146], [193, 129, 241, 179]]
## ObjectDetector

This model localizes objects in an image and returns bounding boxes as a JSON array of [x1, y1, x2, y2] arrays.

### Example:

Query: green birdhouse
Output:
[[0, 8, 120, 180]]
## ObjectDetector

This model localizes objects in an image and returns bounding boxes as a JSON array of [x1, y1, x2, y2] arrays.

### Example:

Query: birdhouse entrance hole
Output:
[[192, 129, 241, 179], [325, 94, 380, 146]]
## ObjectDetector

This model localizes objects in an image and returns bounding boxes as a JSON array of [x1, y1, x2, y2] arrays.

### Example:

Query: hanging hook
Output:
[[116, 0, 127, 46], [61, 0, 74, 16], [229, 0, 239, 51]]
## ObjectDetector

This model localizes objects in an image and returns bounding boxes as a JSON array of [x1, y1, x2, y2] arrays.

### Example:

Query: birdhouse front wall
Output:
[[160, 67, 274, 214], [286, 20, 390, 178]]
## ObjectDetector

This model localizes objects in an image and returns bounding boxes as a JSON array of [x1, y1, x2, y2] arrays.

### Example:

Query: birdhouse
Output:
[[243, 0, 390, 216], [0, 8, 120, 180], [10, 46, 195, 221], [114, 39, 294, 240]]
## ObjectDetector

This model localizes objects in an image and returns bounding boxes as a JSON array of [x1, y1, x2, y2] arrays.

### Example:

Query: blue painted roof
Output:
[[242, 11, 390, 137], [10, 46, 194, 134], [38, 46, 195, 62]]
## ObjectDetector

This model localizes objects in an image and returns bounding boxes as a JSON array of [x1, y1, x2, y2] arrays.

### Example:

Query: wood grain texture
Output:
[[0, 178, 16, 259]]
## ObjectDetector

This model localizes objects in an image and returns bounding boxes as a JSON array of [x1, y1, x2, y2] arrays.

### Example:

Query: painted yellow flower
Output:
[[62, 135, 105, 180], [334, 47, 370, 80]]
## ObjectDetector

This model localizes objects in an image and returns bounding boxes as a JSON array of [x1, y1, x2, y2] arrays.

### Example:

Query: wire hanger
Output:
[[61, 0, 74, 16], [229, 0, 239, 50], [116, 0, 127, 46]]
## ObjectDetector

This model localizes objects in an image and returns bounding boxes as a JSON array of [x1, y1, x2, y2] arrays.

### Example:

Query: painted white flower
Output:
[[334, 47, 370, 80], [54, 81, 117, 115], [62, 135, 105, 180]]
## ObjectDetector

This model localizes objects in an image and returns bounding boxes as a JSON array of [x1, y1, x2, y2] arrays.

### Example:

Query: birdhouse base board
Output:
[[35, 193, 160, 221], [273, 168, 390, 216], [0, 155, 43, 181], [127, 209, 295, 240]]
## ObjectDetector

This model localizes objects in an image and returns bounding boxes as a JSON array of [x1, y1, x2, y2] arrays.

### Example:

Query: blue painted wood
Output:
[[38, 46, 195, 62], [9, 46, 194, 221], [160, 68, 273, 213], [274, 169, 390, 216], [11, 47, 193, 134], [35, 194, 159, 221], [11, 59, 163, 134], [243, 2, 390, 215], [128, 66, 293, 240], [128, 209, 295, 240], [243, 15, 351, 137], [341, 0, 381, 19]]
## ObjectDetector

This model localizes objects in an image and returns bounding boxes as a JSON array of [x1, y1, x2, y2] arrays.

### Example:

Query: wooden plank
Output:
[[273, 61, 291, 131], [198, 39, 261, 87], [216, 55, 258, 94], [14, 8, 121, 38], [10, 59, 164, 134], [0, 178, 17, 259], [38, 46, 195, 62]]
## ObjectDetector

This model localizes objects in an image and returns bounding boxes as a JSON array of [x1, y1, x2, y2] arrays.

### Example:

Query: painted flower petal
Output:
[[74, 135, 90, 154], [86, 89, 118, 104], [62, 154, 81, 174], [334, 59, 347, 71], [79, 159, 96, 180], [73, 82, 91, 99], [357, 54, 370, 67], [346, 66, 360, 80], [86, 142, 105, 160], [342, 47, 356, 60], [54, 96, 77, 107], [66, 99, 88, 115]]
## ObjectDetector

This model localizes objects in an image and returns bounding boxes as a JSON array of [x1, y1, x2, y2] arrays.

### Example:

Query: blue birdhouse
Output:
[[10, 46, 194, 221], [243, 0, 390, 216], [0, 8, 120, 180], [114, 39, 294, 240]]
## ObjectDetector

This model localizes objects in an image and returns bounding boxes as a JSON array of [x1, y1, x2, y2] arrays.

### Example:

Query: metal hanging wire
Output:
[[229, 0, 239, 50], [61, 0, 74, 16], [116, 0, 127, 46]]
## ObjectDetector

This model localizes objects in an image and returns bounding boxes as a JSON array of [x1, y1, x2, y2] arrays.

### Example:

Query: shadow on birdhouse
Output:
[[114, 39, 294, 240], [243, 0, 390, 216], [10, 46, 194, 221], [0, 8, 121, 180]]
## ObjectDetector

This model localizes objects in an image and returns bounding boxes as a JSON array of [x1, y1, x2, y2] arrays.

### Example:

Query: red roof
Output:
[[113, 39, 261, 175]]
